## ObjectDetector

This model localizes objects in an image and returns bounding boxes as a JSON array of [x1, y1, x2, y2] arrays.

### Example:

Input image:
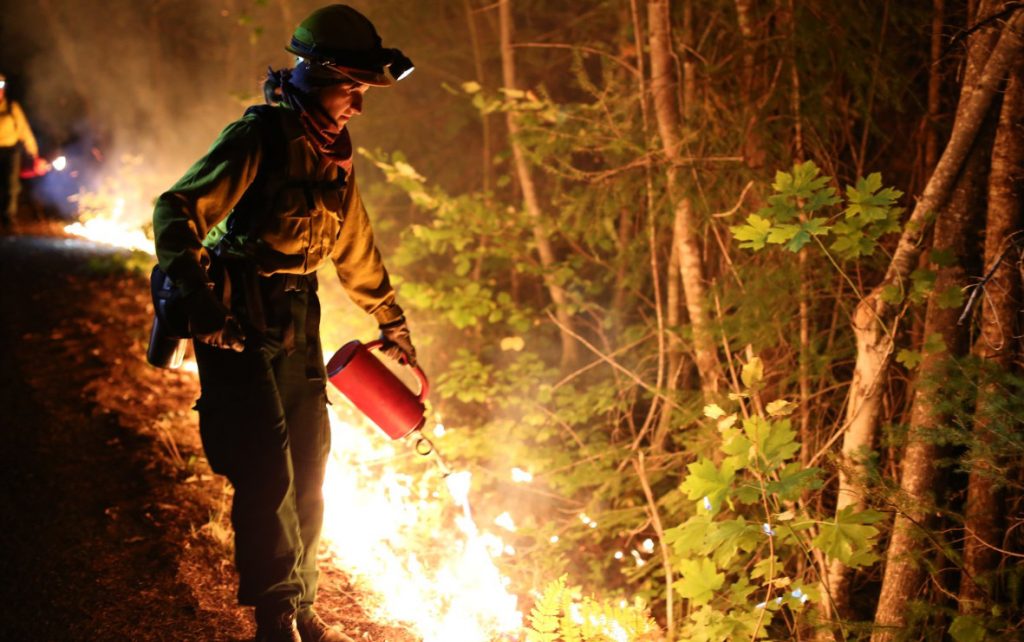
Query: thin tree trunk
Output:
[[681, 0, 696, 119], [784, 0, 813, 478], [498, 0, 578, 369], [734, 0, 757, 94], [464, 0, 493, 284], [822, 8, 1024, 620], [958, 72, 1023, 615], [648, 0, 723, 398], [735, 0, 765, 167], [653, 227, 683, 452], [464, 0, 494, 194], [611, 207, 633, 318], [925, 0, 946, 172]]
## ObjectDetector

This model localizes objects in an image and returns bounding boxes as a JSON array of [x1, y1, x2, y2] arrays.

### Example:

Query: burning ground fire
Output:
[[62, 174, 654, 642]]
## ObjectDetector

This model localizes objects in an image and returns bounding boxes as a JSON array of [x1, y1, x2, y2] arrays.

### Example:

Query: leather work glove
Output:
[[184, 286, 246, 352], [379, 316, 417, 367]]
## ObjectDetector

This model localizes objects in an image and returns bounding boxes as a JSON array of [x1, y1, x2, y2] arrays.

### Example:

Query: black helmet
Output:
[[286, 4, 413, 86]]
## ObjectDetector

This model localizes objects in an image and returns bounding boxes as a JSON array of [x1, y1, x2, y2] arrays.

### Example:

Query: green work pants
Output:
[[193, 284, 329, 611], [0, 146, 20, 226]]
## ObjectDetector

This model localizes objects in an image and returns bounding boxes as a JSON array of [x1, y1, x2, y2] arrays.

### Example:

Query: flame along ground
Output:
[[60, 172, 660, 641]]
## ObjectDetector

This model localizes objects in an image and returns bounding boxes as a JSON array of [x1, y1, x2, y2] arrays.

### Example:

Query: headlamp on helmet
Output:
[[386, 49, 414, 82]]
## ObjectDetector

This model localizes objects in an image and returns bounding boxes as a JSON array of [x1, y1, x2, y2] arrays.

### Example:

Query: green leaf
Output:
[[704, 404, 727, 419], [674, 557, 725, 605], [910, 268, 936, 303], [844, 173, 903, 223], [720, 427, 752, 468], [830, 223, 876, 259], [766, 223, 800, 247], [741, 357, 764, 389], [813, 507, 884, 568], [705, 518, 761, 567], [761, 194, 799, 223], [929, 247, 957, 267], [880, 283, 905, 304], [765, 399, 797, 417], [743, 417, 800, 468], [934, 286, 964, 309], [804, 189, 840, 213], [732, 215, 773, 251], [766, 464, 822, 501], [680, 458, 737, 509], [665, 515, 710, 557], [948, 615, 987, 642], [896, 349, 923, 369], [923, 332, 946, 355]]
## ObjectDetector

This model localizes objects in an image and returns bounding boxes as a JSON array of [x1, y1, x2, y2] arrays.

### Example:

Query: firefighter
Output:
[[152, 6, 416, 642], [0, 73, 39, 230]]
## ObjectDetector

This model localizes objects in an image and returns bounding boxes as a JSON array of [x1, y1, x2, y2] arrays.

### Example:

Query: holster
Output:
[[146, 265, 190, 369]]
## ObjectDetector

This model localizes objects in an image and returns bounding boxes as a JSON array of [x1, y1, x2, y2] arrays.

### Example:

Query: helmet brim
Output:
[[335, 65, 394, 87], [285, 45, 394, 87]]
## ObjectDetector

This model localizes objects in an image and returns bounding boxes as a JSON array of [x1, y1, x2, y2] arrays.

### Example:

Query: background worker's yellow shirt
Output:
[[0, 99, 38, 157]]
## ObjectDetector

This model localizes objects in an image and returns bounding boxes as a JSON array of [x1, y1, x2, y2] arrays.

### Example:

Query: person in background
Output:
[[152, 5, 416, 642], [0, 73, 39, 230]]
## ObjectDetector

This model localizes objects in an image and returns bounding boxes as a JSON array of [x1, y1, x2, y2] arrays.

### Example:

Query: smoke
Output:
[[1, 0, 476, 226]]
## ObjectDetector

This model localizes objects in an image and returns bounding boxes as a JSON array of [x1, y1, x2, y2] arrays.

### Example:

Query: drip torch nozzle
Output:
[[413, 430, 452, 477]]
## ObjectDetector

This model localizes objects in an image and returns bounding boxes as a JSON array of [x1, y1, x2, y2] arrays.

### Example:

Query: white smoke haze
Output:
[[2, 0, 476, 226]]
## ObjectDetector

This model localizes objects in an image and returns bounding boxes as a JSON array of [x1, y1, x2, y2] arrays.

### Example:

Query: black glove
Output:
[[379, 316, 416, 366], [184, 286, 246, 352]]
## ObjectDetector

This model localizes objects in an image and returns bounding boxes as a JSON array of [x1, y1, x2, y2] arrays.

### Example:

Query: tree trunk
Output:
[[464, 0, 494, 194], [925, 0, 945, 172], [498, 0, 579, 369], [681, 0, 696, 119], [871, 106, 990, 642], [822, 8, 1024, 620], [647, 0, 723, 398], [872, 7, 1004, 636], [958, 72, 1024, 616], [734, 0, 757, 94]]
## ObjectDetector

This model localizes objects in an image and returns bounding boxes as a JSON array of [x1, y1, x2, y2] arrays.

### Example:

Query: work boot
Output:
[[255, 606, 301, 642], [296, 608, 355, 642]]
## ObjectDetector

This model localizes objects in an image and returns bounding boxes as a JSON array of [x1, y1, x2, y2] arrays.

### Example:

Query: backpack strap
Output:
[[221, 105, 287, 241]]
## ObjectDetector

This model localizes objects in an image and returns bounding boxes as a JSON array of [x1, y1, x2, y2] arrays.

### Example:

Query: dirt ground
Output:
[[0, 221, 415, 641]]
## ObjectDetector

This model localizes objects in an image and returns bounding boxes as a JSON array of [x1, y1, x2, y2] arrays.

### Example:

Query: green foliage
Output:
[[812, 507, 884, 568], [666, 369, 881, 640], [525, 576, 660, 642], [730, 161, 903, 260], [345, 4, 1003, 638], [948, 615, 987, 642]]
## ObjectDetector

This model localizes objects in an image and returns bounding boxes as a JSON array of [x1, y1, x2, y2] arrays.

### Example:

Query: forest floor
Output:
[[0, 220, 416, 641]]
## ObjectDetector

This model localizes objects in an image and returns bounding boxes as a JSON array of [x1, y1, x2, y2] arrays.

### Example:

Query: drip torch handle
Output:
[[366, 339, 430, 401]]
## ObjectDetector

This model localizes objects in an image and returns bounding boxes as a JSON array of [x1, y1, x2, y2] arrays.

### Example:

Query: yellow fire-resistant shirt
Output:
[[0, 98, 38, 157], [152, 104, 403, 325]]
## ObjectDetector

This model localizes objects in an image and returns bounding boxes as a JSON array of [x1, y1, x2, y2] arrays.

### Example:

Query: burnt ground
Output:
[[0, 222, 415, 642]]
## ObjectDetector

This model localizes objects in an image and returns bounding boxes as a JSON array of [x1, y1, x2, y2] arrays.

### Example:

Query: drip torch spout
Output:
[[413, 430, 452, 477]]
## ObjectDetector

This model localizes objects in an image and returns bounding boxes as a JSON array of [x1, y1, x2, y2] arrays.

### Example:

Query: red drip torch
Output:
[[327, 339, 450, 473], [20, 155, 67, 179]]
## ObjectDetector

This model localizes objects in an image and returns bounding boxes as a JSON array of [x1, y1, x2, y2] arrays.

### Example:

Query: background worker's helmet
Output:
[[286, 4, 413, 86]]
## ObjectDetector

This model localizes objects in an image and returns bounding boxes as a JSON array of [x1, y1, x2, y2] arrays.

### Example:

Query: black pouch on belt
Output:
[[146, 265, 191, 369]]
